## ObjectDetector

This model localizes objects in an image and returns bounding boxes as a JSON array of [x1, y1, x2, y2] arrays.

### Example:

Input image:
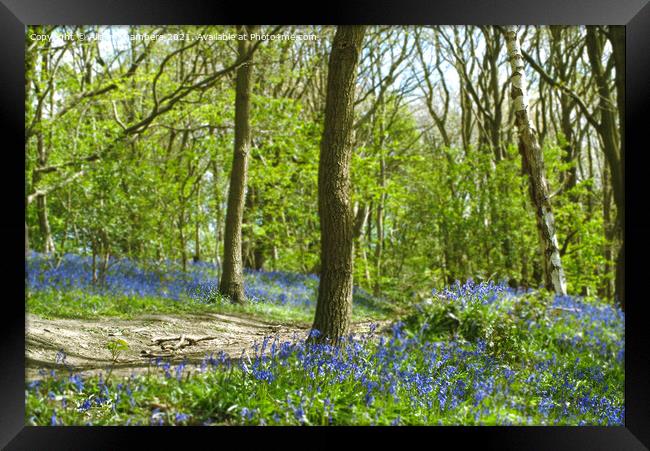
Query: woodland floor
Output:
[[26, 312, 387, 380]]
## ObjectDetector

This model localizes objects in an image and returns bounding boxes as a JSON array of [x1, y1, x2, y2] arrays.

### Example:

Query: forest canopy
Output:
[[25, 25, 624, 307]]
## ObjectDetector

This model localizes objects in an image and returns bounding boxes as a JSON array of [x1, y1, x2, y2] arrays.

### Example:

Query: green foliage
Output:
[[105, 338, 129, 383], [404, 297, 529, 362], [26, 288, 624, 426], [27, 288, 386, 325], [25, 26, 618, 303], [106, 339, 129, 358]]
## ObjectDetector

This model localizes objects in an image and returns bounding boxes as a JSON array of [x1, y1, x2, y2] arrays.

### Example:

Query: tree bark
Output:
[[504, 26, 567, 295], [211, 156, 223, 270], [353, 202, 371, 287], [25, 221, 30, 259], [311, 26, 366, 344], [25, 29, 38, 258], [36, 191, 55, 253], [610, 27, 625, 196], [178, 211, 187, 272], [193, 183, 201, 262], [374, 152, 386, 296], [241, 185, 256, 269], [549, 27, 580, 195], [602, 165, 615, 300], [219, 25, 258, 304], [609, 25, 625, 311], [586, 26, 624, 309], [33, 47, 56, 254], [352, 202, 369, 241]]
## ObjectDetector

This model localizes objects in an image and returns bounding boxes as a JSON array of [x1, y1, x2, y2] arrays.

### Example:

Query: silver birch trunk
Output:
[[504, 26, 567, 295]]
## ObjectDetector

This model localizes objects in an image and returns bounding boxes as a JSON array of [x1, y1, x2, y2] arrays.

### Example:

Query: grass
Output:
[[26, 252, 392, 325], [25, 255, 624, 426], [27, 304, 623, 426], [27, 289, 389, 326]]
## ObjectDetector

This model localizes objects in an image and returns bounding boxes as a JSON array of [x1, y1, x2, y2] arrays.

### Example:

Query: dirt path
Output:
[[26, 313, 386, 380]]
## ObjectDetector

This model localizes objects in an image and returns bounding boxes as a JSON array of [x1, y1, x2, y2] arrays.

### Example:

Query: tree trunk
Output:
[[602, 166, 614, 299], [242, 185, 256, 269], [25, 221, 30, 259], [353, 202, 372, 288], [178, 212, 187, 272], [586, 26, 624, 309], [352, 202, 369, 241], [520, 253, 529, 290], [219, 25, 258, 304], [460, 85, 472, 151], [549, 26, 579, 195], [92, 243, 98, 284], [374, 154, 386, 296], [36, 189, 55, 254], [311, 26, 366, 344], [193, 183, 201, 262], [609, 26, 625, 165], [609, 25, 625, 311], [33, 48, 55, 254], [211, 157, 222, 270], [559, 96, 577, 192], [488, 28, 504, 161], [100, 247, 110, 285], [504, 26, 567, 295], [25, 30, 37, 259]]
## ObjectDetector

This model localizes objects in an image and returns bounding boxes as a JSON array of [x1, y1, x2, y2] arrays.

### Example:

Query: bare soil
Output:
[[26, 313, 386, 380]]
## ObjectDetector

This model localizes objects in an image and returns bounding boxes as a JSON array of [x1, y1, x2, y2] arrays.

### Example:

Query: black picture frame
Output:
[[2, 0, 649, 448]]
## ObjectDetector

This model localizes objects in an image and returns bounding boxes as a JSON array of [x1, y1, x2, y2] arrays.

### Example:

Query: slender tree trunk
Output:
[[352, 202, 371, 287], [34, 147, 55, 253], [25, 221, 30, 259], [374, 154, 386, 296], [178, 212, 187, 272], [559, 96, 577, 192], [352, 202, 369, 241], [193, 183, 201, 262], [100, 244, 110, 285], [586, 139, 595, 216], [242, 185, 256, 269], [460, 85, 472, 151], [59, 190, 72, 256], [504, 26, 567, 295], [586, 26, 624, 309], [33, 48, 55, 254], [609, 25, 625, 311], [35, 182, 55, 254], [586, 28, 623, 213], [211, 157, 222, 270], [219, 25, 258, 304], [602, 166, 614, 299], [92, 242, 98, 284], [549, 26, 579, 195], [366, 201, 373, 246], [25, 30, 37, 259], [374, 199, 384, 295], [520, 253, 529, 289], [311, 26, 366, 344], [488, 28, 503, 161]]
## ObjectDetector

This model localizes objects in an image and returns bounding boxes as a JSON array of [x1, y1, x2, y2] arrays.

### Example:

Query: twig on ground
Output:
[[150, 335, 220, 351]]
